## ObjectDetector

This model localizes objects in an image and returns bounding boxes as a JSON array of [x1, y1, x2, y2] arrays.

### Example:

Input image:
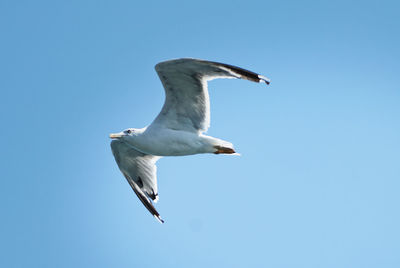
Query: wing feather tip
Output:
[[258, 75, 271, 85], [155, 215, 165, 224]]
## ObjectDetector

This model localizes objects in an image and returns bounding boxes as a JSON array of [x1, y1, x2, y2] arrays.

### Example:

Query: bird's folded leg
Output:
[[213, 145, 237, 154]]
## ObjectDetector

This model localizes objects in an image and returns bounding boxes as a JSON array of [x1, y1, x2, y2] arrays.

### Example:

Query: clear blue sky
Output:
[[1, 0, 399, 267]]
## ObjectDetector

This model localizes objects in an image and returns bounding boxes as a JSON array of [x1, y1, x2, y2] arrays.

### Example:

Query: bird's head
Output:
[[109, 128, 140, 140]]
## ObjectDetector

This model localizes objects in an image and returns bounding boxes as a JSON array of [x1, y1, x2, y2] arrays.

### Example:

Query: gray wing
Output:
[[151, 58, 270, 133], [110, 140, 164, 223]]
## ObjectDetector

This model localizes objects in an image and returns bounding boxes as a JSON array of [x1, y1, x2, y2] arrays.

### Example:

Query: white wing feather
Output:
[[151, 58, 270, 133], [111, 140, 163, 223]]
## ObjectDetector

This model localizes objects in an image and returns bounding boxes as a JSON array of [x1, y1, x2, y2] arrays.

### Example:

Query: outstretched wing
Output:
[[110, 140, 164, 223], [151, 58, 270, 133]]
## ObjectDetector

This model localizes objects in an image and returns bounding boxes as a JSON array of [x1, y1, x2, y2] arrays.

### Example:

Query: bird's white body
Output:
[[110, 58, 270, 223], [123, 126, 233, 156]]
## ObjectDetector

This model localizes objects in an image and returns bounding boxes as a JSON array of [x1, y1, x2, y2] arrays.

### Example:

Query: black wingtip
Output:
[[125, 175, 165, 224], [207, 60, 270, 85]]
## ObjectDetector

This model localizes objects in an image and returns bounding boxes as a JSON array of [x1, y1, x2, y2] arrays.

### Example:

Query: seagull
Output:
[[110, 58, 270, 223]]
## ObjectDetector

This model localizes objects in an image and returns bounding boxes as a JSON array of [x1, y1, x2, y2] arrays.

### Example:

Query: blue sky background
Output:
[[1, 0, 399, 267]]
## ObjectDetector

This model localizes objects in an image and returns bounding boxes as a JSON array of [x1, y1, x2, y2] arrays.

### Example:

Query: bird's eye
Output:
[[125, 129, 131, 134]]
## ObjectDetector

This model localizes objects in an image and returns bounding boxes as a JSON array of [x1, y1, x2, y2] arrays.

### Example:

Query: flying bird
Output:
[[110, 58, 270, 223]]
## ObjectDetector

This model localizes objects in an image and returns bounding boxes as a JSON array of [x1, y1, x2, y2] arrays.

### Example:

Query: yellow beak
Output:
[[109, 132, 123, 139]]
